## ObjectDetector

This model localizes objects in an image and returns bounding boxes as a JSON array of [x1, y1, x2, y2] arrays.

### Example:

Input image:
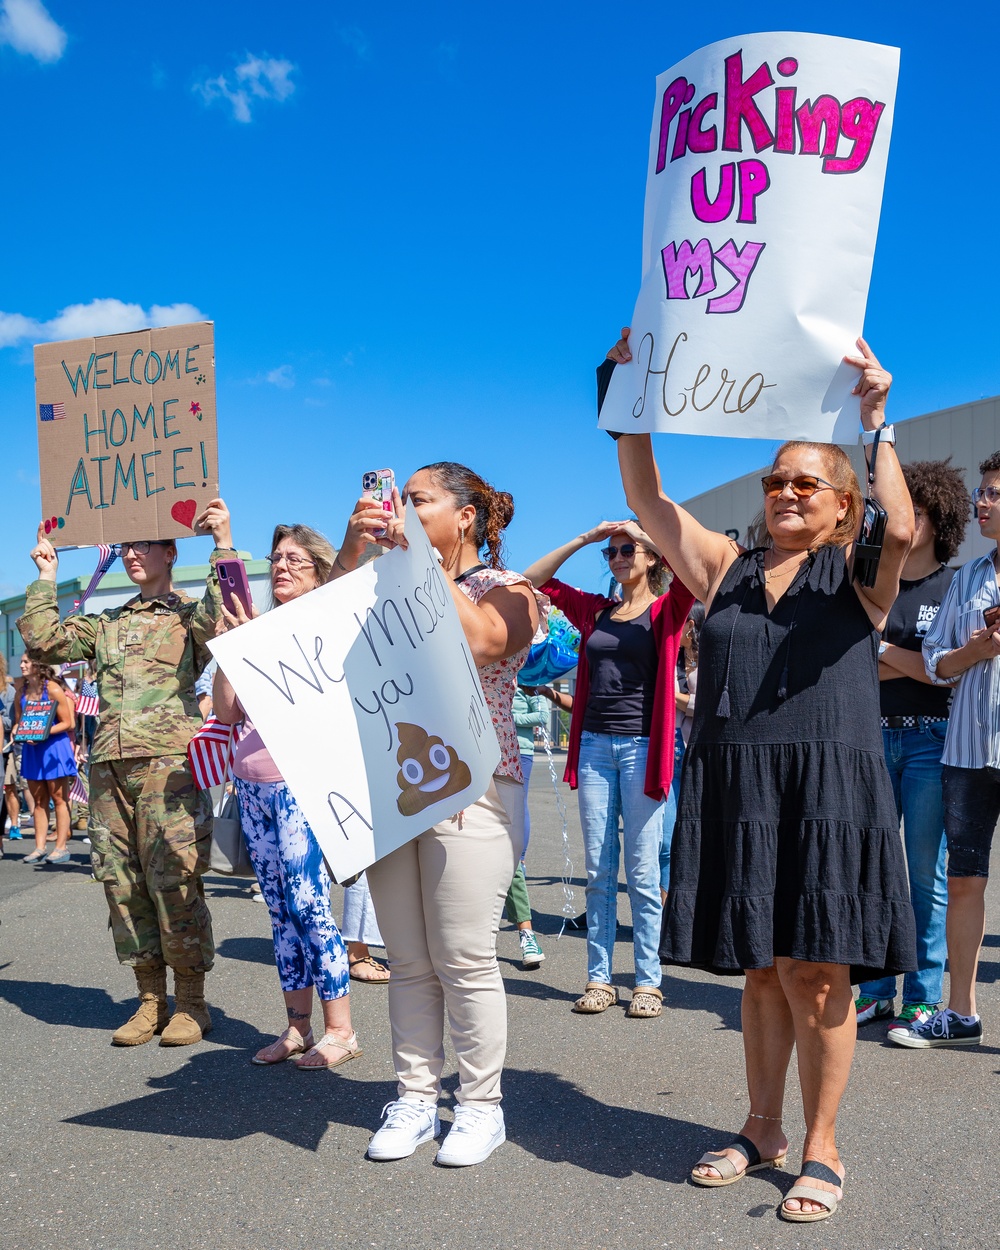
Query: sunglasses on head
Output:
[[601, 543, 638, 560], [760, 474, 836, 499]]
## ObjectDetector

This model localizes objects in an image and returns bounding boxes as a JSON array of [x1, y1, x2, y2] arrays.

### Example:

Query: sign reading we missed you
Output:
[[598, 32, 899, 444], [34, 322, 219, 548], [208, 509, 501, 883]]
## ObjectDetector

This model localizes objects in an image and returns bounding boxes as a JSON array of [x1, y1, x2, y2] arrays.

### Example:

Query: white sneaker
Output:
[[435, 1104, 506, 1167], [367, 1099, 440, 1160]]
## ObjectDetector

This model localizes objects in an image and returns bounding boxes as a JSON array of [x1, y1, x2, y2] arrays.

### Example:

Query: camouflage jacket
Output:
[[17, 550, 231, 762]]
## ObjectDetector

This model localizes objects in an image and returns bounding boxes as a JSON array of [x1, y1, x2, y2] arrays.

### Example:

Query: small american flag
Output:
[[76, 543, 120, 610], [75, 680, 99, 718], [70, 772, 89, 805], [40, 402, 66, 421], [187, 716, 239, 789]]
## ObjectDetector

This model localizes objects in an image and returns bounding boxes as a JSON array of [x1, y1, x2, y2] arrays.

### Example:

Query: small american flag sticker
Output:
[[39, 402, 66, 421]]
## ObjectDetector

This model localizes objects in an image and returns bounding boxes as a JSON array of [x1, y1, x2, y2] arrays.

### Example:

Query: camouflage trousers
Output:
[[89, 756, 214, 973]]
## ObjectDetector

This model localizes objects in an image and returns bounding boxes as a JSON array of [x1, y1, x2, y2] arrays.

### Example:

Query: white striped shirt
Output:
[[923, 553, 1000, 769]]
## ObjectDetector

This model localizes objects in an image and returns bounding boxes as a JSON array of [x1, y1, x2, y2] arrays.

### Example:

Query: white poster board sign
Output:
[[598, 32, 899, 444], [208, 511, 500, 882]]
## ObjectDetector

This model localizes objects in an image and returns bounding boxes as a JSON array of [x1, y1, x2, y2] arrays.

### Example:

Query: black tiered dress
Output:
[[660, 544, 916, 983]]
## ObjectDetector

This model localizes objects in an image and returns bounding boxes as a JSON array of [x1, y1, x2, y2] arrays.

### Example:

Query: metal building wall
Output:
[[681, 395, 1000, 565]]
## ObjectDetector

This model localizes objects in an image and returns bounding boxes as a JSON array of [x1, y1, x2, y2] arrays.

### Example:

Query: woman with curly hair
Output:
[[339, 461, 539, 1168], [854, 460, 971, 1041]]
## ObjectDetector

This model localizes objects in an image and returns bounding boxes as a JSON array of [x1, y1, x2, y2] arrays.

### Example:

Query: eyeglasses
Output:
[[601, 544, 638, 560], [761, 475, 836, 499], [265, 552, 316, 570], [973, 486, 1000, 505], [121, 541, 166, 556]]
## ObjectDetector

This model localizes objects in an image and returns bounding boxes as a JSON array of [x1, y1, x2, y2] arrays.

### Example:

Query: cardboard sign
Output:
[[34, 322, 218, 547], [208, 509, 501, 882], [598, 33, 899, 444]]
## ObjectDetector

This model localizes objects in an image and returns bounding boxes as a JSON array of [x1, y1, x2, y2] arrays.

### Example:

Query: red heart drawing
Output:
[[171, 499, 197, 530]]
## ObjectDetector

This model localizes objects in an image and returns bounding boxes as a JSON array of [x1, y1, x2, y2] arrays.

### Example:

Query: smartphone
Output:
[[984, 604, 1000, 629], [217, 558, 253, 618], [853, 496, 888, 588], [362, 468, 395, 538]]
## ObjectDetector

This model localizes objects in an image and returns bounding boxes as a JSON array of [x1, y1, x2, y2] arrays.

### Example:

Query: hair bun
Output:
[[492, 489, 515, 531]]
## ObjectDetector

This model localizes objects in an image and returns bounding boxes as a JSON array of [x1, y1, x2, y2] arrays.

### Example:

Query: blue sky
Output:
[[2, 1, 998, 599]]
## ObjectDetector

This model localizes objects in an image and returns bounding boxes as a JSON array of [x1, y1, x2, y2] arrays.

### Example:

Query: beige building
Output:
[[682, 395, 1000, 565]]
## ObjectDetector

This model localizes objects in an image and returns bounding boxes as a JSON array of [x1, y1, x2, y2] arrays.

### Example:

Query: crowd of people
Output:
[[4, 332, 1000, 1224]]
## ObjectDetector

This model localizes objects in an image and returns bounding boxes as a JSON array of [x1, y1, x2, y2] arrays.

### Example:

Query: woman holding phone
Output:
[[213, 524, 364, 1070], [338, 462, 539, 1167]]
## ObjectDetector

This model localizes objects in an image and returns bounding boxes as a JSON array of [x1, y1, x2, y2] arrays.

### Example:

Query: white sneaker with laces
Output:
[[367, 1099, 440, 1160], [435, 1104, 506, 1166]]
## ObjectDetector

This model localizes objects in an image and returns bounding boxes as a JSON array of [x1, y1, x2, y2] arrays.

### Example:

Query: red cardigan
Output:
[[542, 576, 695, 801]]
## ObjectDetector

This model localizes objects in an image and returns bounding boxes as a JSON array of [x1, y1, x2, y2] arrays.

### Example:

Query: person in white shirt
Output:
[[898, 452, 1000, 1048]]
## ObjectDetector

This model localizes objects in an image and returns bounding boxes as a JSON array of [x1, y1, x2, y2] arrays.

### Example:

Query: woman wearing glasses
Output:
[[523, 522, 693, 1018], [18, 503, 236, 1047], [611, 330, 915, 1223], [212, 525, 363, 1070]]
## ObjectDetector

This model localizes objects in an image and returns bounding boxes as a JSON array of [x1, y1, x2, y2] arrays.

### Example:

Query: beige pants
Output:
[[366, 777, 524, 1108]]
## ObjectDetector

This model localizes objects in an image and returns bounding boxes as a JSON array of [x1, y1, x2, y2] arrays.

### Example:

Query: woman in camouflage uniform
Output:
[[17, 500, 236, 1047]]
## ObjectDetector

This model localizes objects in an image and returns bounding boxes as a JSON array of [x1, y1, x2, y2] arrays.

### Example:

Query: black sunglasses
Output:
[[601, 544, 638, 560]]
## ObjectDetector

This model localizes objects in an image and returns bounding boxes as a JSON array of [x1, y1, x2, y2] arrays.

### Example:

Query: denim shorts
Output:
[[942, 764, 1000, 878]]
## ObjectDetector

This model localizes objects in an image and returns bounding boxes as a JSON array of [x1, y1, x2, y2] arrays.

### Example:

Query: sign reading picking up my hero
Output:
[[208, 508, 501, 883], [34, 322, 219, 547], [598, 33, 899, 444]]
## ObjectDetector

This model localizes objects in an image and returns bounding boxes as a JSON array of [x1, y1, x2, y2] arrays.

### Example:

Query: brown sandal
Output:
[[349, 955, 390, 984], [573, 982, 618, 1013], [626, 986, 663, 1018]]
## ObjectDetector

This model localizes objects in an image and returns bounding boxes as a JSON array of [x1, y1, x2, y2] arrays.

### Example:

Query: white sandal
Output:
[[292, 1031, 363, 1071]]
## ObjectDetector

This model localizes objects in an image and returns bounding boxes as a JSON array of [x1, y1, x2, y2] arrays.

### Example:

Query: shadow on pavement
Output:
[[216, 936, 275, 966], [64, 1045, 399, 1152], [0, 976, 125, 1031]]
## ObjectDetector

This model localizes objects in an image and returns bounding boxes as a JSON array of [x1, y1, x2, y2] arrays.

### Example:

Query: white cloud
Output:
[[0, 0, 66, 63], [265, 365, 295, 389], [0, 298, 207, 348], [195, 52, 296, 123]]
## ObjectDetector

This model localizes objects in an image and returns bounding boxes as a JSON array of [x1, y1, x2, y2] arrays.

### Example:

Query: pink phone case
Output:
[[217, 559, 253, 617], [363, 469, 395, 536]]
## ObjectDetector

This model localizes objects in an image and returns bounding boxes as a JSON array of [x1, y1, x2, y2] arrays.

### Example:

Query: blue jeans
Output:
[[859, 722, 948, 1006], [577, 731, 665, 989]]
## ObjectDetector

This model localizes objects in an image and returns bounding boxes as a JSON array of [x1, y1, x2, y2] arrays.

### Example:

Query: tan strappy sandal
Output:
[[292, 1031, 363, 1071], [250, 1026, 315, 1066]]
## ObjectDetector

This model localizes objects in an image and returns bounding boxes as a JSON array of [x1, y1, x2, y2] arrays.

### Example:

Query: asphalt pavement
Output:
[[1, 758, 998, 1250]]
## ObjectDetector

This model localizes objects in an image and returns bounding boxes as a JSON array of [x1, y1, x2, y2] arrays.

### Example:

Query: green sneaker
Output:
[[518, 929, 545, 968], [854, 995, 894, 1025], [887, 1003, 937, 1037]]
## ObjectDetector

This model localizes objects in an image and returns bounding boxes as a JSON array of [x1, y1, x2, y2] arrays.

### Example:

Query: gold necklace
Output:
[[765, 549, 809, 582]]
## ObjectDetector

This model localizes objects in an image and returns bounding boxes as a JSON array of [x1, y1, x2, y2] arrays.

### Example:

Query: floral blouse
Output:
[[459, 568, 536, 783]]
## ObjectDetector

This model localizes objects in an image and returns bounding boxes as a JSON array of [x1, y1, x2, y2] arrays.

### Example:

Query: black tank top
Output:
[[582, 605, 658, 736]]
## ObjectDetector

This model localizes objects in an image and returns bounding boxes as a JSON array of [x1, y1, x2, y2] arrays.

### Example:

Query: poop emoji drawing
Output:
[[395, 722, 472, 817]]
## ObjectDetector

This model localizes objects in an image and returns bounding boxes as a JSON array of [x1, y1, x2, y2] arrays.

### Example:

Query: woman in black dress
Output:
[[613, 332, 916, 1223]]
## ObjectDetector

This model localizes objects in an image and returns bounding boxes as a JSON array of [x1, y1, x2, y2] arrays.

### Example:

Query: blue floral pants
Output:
[[235, 778, 350, 1000]]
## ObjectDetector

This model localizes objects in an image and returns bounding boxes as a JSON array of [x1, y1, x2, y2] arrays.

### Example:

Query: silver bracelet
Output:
[[746, 1111, 782, 1121]]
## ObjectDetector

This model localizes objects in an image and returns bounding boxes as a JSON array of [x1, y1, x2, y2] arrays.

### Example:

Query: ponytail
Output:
[[419, 461, 515, 569]]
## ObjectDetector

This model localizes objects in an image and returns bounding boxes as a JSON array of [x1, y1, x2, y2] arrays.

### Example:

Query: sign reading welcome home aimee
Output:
[[34, 322, 219, 548], [598, 32, 900, 444]]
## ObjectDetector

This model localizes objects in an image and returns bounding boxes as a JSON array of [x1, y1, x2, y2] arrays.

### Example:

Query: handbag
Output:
[[210, 788, 256, 877], [14, 699, 56, 743]]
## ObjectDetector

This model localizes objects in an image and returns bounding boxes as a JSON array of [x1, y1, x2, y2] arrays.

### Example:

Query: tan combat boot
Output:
[[112, 966, 169, 1046], [160, 969, 213, 1046]]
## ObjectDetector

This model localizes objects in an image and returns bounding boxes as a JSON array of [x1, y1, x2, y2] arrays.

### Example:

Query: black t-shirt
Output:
[[583, 605, 658, 736], [880, 565, 955, 718]]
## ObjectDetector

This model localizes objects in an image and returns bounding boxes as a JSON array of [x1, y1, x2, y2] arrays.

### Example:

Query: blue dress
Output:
[[660, 544, 916, 983], [19, 686, 78, 782]]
